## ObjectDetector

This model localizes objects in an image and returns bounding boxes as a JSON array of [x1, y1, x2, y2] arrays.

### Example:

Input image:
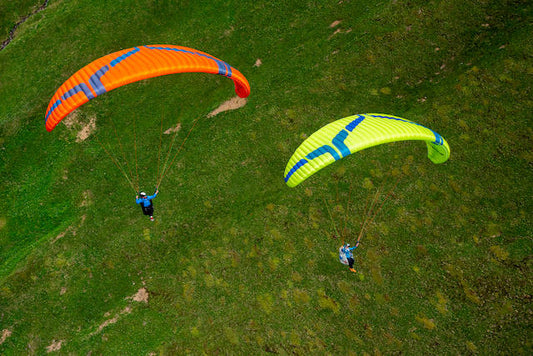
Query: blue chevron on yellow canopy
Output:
[[284, 113, 450, 187]]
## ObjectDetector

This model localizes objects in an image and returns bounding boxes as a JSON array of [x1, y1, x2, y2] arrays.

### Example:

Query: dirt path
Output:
[[1, 0, 49, 51]]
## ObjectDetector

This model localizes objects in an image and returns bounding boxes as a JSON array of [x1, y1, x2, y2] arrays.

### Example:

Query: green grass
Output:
[[0, 0, 531, 354], [0, 0, 45, 41]]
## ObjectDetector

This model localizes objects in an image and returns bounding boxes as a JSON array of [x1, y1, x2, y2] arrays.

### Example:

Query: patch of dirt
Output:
[[46, 340, 63, 353], [79, 214, 86, 227], [76, 116, 97, 142], [129, 288, 149, 303], [86, 288, 149, 337], [61, 110, 78, 129], [328, 27, 352, 40], [207, 96, 247, 118], [62, 112, 97, 142], [253, 58, 262, 67], [91, 307, 132, 336], [51, 227, 69, 244], [0, 329, 12, 345], [97, 315, 119, 333], [328, 20, 352, 39], [164, 122, 182, 135]]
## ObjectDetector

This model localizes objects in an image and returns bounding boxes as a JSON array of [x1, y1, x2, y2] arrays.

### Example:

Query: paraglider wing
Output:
[[45, 45, 251, 132], [284, 113, 450, 187]]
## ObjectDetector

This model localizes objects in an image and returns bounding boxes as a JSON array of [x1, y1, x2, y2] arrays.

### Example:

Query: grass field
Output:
[[0, 0, 531, 354]]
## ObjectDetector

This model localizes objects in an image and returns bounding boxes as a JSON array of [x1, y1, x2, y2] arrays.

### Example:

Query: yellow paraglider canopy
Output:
[[284, 113, 450, 187]]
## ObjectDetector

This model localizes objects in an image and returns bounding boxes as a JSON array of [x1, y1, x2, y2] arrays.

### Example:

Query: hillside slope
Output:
[[0, 0, 531, 353]]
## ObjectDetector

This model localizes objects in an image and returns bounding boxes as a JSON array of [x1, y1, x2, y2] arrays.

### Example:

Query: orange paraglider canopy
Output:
[[45, 45, 251, 132]]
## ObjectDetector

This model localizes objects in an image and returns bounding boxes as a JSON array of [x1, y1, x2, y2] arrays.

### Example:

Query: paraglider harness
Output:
[[339, 241, 359, 269], [141, 199, 154, 215], [137, 190, 157, 216]]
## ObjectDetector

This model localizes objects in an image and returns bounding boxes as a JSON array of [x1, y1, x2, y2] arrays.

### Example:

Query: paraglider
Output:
[[136, 190, 159, 221], [339, 242, 360, 273], [284, 113, 450, 272], [284, 113, 450, 188], [45, 45, 250, 132], [44, 45, 251, 213]]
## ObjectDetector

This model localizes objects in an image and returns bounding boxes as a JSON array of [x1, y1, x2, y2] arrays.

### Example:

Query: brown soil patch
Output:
[[328, 20, 352, 39], [51, 227, 70, 244], [0, 329, 12, 345], [130, 287, 149, 303], [164, 122, 182, 135], [92, 307, 132, 336], [46, 340, 63, 353], [62, 112, 97, 142], [61, 110, 79, 129], [328, 27, 352, 40], [87, 288, 149, 336], [76, 116, 96, 142], [207, 96, 247, 118], [253, 58, 262, 67]]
